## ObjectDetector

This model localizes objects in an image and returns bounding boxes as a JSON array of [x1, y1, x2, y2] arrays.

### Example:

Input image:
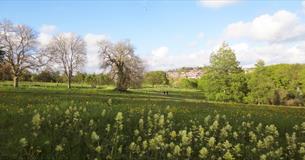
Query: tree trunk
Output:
[[68, 77, 71, 89], [116, 70, 127, 91], [13, 76, 19, 88]]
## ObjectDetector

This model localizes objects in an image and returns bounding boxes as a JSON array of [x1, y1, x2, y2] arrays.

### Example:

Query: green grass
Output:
[[1, 81, 305, 159]]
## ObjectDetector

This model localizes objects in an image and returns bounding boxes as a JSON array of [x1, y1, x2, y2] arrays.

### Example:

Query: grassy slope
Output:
[[1, 82, 305, 158], [1, 83, 305, 130]]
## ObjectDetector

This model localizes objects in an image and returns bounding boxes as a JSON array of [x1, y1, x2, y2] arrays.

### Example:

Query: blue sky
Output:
[[1, 0, 305, 72]]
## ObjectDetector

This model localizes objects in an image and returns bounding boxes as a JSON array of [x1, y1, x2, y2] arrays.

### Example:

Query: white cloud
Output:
[[40, 25, 56, 33], [199, 0, 238, 8], [230, 42, 305, 68], [146, 46, 210, 71], [37, 24, 106, 73], [84, 33, 107, 73], [38, 24, 57, 46], [225, 10, 305, 43], [151, 46, 169, 58], [224, 8, 305, 67]]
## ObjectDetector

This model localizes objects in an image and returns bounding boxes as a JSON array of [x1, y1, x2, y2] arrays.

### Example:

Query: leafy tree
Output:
[[20, 70, 32, 81], [245, 60, 275, 104], [174, 78, 197, 89], [144, 71, 168, 87], [73, 72, 87, 84], [97, 74, 114, 85], [199, 42, 247, 102], [267, 64, 304, 105], [31, 69, 61, 82], [246, 62, 305, 106], [85, 74, 98, 87]]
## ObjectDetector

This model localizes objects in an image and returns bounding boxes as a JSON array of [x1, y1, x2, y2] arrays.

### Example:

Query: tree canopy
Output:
[[144, 71, 168, 87], [98, 40, 145, 91], [198, 42, 247, 102], [46, 33, 87, 88]]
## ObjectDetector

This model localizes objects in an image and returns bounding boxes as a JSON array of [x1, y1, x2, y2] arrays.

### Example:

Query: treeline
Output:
[[244, 63, 305, 106], [0, 20, 143, 90], [0, 66, 114, 86], [197, 43, 305, 106], [143, 71, 198, 89], [143, 43, 305, 106]]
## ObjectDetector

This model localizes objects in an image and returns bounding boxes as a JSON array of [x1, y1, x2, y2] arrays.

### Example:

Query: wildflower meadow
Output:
[[1, 86, 305, 160]]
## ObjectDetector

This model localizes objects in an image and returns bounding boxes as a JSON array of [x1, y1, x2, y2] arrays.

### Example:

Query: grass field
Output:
[[1, 82, 305, 159]]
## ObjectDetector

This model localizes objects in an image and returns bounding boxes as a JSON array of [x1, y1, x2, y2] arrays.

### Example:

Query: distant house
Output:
[[166, 67, 204, 79]]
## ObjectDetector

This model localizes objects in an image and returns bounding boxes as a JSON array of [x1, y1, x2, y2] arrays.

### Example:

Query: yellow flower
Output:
[[223, 151, 235, 160], [129, 142, 136, 152], [91, 131, 100, 142], [115, 112, 123, 122], [173, 145, 181, 156], [199, 147, 208, 159], [19, 138, 28, 147], [170, 131, 177, 139], [95, 146, 102, 153], [260, 154, 267, 160], [299, 147, 305, 154], [89, 119, 94, 126], [32, 113, 41, 127], [134, 129, 140, 136], [186, 146, 192, 157], [209, 120, 219, 131], [55, 144, 64, 152], [101, 109, 106, 117], [167, 112, 173, 119], [107, 99, 112, 106], [158, 115, 165, 127], [142, 140, 148, 150], [139, 118, 144, 130], [208, 137, 216, 147]]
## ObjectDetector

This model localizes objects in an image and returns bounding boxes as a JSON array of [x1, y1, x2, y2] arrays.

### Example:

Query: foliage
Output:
[[198, 42, 247, 102], [245, 60, 275, 104], [144, 71, 168, 87], [174, 78, 198, 89], [83, 73, 114, 87], [246, 62, 305, 106], [32, 69, 62, 83]]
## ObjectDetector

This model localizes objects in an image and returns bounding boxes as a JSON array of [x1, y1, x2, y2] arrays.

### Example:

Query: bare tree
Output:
[[0, 20, 45, 88], [98, 40, 145, 91], [46, 33, 86, 88]]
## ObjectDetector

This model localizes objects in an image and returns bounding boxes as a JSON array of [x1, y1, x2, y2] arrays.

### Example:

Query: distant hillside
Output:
[[166, 67, 205, 79]]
